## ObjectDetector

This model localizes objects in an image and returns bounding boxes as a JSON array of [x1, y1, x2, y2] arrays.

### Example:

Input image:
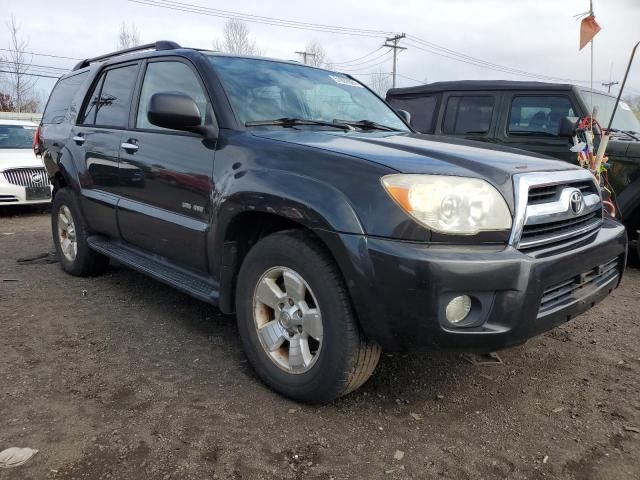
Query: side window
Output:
[[42, 72, 89, 125], [80, 75, 105, 125], [509, 96, 575, 136], [387, 95, 439, 133], [81, 64, 138, 128], [136, 61, 209, 130], [442, 96, 494, 135]]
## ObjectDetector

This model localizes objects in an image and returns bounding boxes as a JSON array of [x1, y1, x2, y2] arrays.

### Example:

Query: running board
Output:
[[87, 235, 219, 305]]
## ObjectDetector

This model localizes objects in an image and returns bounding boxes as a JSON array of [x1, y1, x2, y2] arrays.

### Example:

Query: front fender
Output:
[[213, 168, 365, 239]]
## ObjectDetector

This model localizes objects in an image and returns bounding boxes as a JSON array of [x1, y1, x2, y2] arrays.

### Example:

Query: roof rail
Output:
[[72, 40, 182, 70]]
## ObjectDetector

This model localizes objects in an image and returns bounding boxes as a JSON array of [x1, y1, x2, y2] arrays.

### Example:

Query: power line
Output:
[[334, 53, 393, 73], [333, 49, 392, 69], [331, 47, 383, 66], [406, 36, 594, 84], [0, 69, 60, 79], [0, 61, 68, 72], [129, 0, 394, 37], [0, 47, 80, 61]]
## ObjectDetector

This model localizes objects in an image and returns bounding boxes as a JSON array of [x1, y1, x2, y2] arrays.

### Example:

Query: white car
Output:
[[0, 119, 52, 205]]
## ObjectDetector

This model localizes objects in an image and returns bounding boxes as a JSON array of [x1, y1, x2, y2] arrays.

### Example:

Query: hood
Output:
[[252, 130, 577, 187], [0, 148, 43, 171]]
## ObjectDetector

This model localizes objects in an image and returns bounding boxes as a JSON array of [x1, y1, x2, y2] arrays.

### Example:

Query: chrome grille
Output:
[[511, 170, 603, 252], [2, 167, 49, 187], [538, 258, 618, 316]]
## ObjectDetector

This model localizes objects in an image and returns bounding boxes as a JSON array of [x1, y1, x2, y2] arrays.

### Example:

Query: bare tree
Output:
[[304, 41, 331, 68], [5, 14, 36, 113], [213, 19, 262, 56], [367, 69, 392, 97], [118, 22, 141, 49]]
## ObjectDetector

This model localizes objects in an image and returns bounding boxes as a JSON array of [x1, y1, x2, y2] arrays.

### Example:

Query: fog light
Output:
[[446, 295, 472, 324]]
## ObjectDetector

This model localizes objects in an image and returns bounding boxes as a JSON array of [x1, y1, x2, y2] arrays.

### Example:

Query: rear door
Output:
[[495, 92, 578, 161], [73, 62, 140, 237], [116, 58, 215, 273], [435, 93, 500, 143]]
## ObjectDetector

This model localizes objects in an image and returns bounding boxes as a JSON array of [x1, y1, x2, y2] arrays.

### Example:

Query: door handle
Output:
[[72, 135, 85, 145], [121, 141, 139, 153]]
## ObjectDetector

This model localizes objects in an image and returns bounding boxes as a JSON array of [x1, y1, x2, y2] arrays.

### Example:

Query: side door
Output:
[[435, 93, 499, 143], [72, 62, 140, 238], [116, 58, 216, 273], [495, 92, 578, 162]]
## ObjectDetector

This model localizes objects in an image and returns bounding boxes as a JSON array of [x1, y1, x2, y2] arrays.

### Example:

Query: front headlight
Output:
[[381, 174, 512, 235]]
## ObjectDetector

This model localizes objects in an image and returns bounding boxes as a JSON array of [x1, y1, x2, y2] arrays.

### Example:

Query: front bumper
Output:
[[0, 183, 52, 205], [324, 218, 627, 352]]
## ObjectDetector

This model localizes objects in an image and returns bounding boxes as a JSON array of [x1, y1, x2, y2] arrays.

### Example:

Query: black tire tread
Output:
[[237, 229, 380, 402], [278, 230, 381, 397]]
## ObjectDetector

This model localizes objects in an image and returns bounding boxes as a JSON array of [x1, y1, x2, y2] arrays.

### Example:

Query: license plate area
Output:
[[25, 186, 51, 200]]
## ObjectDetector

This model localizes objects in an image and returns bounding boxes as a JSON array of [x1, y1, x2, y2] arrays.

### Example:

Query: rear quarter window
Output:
[[42, 71, 89, 125], [387, 95, 439, 133]]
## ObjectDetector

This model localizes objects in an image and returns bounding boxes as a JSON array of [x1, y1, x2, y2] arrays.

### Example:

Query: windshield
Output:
[[208, 56, 409, 131], [581, 90, 640, 132], [0, 125, 36, 149]]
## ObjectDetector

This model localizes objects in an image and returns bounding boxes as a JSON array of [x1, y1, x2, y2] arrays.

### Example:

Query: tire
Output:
[[235, 230, 381, 404], [51, 188, 109, 276]]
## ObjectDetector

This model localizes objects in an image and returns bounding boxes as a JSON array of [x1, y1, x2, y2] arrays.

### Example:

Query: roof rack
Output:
[[72, 40, 182, 71]]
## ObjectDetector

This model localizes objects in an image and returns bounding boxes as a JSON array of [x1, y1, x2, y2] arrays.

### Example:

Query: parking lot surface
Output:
[[1, 208, 639, 479]]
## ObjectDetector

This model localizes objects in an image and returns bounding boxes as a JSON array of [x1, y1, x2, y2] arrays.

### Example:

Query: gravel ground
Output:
[[1, 207, 639, 480]]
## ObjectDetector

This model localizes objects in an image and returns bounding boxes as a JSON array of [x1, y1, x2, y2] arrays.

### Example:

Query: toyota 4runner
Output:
[[38, 42, 627, 403]]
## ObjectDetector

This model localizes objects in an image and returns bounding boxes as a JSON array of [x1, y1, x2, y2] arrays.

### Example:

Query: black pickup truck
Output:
[[387, 81, 640, 257], [38, 44, 626, 403]]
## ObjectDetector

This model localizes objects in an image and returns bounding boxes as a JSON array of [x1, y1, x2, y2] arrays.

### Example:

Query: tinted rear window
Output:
[[442, 96, 494, 135], [387, 95, 439, 133], [42, 72, 89, 124]]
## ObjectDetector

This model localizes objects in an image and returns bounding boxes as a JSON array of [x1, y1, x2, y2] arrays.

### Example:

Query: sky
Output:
[[1, 0, 639, 105]]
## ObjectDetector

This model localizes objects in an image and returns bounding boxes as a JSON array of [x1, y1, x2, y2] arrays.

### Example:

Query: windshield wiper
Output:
[[333, 119, 402, 132], [608, 128, 640, 141], [245, 117, 352, 131]]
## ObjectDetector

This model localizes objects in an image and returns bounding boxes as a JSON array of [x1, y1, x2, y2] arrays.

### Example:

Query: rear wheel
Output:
[[235, 230, 380, 404], [52, 189, 109, 276]]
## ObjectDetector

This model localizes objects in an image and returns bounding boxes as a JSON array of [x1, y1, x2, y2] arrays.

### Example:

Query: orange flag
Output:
[[580, 15, 601, 50]]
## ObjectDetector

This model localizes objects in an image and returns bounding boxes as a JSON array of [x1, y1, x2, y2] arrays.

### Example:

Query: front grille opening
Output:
[[521, 211, 601, 239], [3, 167, 50, 187], [527, 180, 598, 205], [539, 258, 618, 315], [518, 177, 602, 252]]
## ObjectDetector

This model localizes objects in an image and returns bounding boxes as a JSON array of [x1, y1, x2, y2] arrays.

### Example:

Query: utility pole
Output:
[[295, 51, 316, 64], [602, 61, 618, 94], [383, 33, 406, 88]]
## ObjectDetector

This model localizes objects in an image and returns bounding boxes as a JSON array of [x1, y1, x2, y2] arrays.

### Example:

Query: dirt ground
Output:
[[1, 207, 639, 480]]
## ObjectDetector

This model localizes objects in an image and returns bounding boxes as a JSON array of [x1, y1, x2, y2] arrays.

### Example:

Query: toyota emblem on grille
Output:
[[31, 172, 44, 184], [569, 190, 584, 215]]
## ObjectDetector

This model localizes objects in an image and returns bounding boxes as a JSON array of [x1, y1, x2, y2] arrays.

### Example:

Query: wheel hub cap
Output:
[[253, 266, 323, 374], [57, 205, 77, 262]]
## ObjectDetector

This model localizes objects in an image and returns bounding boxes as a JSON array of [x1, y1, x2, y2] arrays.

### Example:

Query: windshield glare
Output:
[[0, 125, 36, 149], [208, 56, 409, 131], [581, 91, 640, 132]]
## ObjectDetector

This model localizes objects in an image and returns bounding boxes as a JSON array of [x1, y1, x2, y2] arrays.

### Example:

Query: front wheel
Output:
[[235, 230, 380, 404]]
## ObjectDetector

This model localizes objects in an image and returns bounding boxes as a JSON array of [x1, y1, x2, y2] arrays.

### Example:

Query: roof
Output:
[[0, 119, 38, 126], [387, 80, 576, 96]]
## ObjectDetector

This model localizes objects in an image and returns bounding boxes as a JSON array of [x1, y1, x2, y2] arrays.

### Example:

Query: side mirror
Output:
[[148, 92, 202, 132], [558, 116, 578, 137], [396, 109, 411, 125]]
